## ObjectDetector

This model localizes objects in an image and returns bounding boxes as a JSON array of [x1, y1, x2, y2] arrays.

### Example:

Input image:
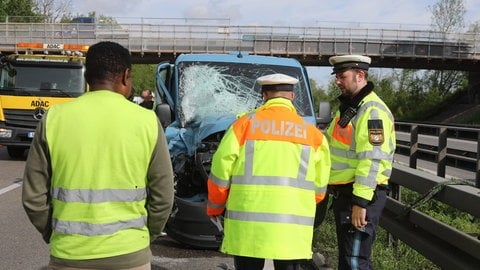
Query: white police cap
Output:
[[328, 55, 371, 74], [256, 73, 299, 91]]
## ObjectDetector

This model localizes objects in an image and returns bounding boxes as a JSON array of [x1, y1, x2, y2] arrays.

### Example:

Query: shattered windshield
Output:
[[177, 61, 312, 126]]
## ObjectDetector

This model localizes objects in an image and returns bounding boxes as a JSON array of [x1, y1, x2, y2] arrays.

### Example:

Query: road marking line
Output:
[[152, 256, 189, 263], [0, 182, 22, 195]]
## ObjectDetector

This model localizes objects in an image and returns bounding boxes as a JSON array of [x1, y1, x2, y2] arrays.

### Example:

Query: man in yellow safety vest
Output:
[[22, 41, 174, 270], [325, 55, 396, 270]]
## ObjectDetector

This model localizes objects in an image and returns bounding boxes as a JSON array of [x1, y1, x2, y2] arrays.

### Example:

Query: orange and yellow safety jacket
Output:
[[207, 97, 330, 259], [326, 85, 396, 207]]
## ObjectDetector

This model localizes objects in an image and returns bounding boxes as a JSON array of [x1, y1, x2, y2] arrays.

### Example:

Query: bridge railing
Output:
[[0, 21, 478, 61]]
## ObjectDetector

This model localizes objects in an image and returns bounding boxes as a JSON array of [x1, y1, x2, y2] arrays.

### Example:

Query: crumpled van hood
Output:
[[165, 114, 237, 157]]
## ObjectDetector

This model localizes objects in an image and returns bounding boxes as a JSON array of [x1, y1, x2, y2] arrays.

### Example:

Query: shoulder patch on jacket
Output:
[[368, 119, 384, 146]]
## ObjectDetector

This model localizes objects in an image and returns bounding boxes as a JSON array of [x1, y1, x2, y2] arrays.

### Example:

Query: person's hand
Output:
[[210, 216, 224, 233], [351, 205, 367, 230]]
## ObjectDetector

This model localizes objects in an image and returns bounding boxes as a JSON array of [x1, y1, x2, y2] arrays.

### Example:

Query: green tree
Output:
[[0, 0, 38, 22], [429, 0, 466, 33], [375, 77, 396, 110], [425, 0, 468, 96], [466, 21, 480, 103], [33, 0, 72, 22], [381, 0, 472, 122], [132, 64, 157, 95], [323, 77, 341, 113], [390, 69, 425, 119], [97, 14, 119, 25], [468, 21, 480, 34], [310, 78, 330, 111]]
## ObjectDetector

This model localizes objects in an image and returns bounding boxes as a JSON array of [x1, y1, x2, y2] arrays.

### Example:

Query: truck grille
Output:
[[3, 109, 40, 129]]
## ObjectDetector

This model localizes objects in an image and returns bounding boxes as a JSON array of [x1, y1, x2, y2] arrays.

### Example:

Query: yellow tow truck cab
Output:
[[0, 42, 88, 159]]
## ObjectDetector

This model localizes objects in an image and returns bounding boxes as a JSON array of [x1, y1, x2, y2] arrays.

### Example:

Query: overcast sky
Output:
[[70, 0, 479, 27], [69, 0, 480, 85]]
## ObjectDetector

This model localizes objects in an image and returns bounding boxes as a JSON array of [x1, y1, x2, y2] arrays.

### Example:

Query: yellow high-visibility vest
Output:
[[46, 90, 158, 260], [326, 91, 396, 201]]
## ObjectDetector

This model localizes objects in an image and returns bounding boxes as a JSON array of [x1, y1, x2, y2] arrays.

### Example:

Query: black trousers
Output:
[[332, 188, 387, 270], [234, 256, 305, 270]]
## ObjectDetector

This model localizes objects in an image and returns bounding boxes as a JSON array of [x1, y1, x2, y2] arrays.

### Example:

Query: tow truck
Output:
[[0, 42, 88, 159]]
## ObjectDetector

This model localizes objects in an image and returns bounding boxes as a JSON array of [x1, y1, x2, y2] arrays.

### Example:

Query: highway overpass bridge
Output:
[[0, 20, 479, 71]]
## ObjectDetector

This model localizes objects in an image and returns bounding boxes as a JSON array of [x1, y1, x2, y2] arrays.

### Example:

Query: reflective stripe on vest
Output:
[[51, 187, 147, 236], [357, 100, 394, 123], [227, 210, 313, 226], [207, 200, 226, 211], [226, 140, 317, 226], [209, 173, 229, 187], [52, 216, 147, 236], [52, 187, 146, 203]]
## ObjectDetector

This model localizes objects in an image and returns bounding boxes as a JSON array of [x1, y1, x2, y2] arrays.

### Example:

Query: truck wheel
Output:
[[7, 146, 26, 160]]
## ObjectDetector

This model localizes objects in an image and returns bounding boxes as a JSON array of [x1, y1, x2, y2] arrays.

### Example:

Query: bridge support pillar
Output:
[[467, 71, 480, 104]]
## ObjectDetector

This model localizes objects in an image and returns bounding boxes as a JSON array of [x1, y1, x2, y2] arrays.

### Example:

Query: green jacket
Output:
[[22, 90, 174, 268]]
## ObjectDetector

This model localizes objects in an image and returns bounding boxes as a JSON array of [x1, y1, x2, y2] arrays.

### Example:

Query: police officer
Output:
[[325, 55, 396, 270], [207, 73, 331, 270]]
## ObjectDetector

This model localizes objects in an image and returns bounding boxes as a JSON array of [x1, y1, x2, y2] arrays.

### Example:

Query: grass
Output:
[[313, 187, 480, 269], [312, 196, 440, 270], [400, 187, 479, 235], [461, 112, 480, 126]]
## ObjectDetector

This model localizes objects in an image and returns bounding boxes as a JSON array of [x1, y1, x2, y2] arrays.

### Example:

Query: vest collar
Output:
[[262, 97, 296, 112]]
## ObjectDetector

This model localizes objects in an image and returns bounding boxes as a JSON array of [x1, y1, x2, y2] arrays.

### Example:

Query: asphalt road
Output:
[[0, 146, 237, 270]]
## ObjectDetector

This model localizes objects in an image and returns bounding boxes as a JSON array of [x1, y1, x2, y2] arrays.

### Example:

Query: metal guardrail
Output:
[[395, 121, 480, 187], [383, 122, 480, 269], [383, 165, 480, 270], [0, 21, 479, 69]]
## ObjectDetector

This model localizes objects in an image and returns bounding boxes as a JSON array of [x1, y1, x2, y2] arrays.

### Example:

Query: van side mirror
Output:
[[317, 101, 332, 130], [155, 103, 172, 128]]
